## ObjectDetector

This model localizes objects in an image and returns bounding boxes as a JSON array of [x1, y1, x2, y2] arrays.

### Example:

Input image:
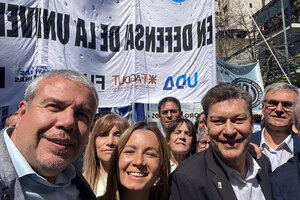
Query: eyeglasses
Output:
[[264, 99, 294, 112], [199, 140, 210, 148], [161, 109, 179, 115]]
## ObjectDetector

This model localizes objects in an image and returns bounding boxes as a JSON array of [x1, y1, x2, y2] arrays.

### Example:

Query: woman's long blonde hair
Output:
[[101, 122, 170, 200], [83, 113, 129, 193]]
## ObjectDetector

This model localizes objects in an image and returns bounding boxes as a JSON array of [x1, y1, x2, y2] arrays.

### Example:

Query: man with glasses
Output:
[[158, 97, 183, 135], [270, 96, 300, 200], [251, 82, 300, 171], [196, 133, 210, 152]]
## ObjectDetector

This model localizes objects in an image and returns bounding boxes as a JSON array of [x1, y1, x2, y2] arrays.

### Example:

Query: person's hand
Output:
[[248, 143, 264, 159]]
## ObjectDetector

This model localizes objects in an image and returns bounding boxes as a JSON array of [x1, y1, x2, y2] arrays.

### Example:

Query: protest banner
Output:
[[0, 0, 216, 109]]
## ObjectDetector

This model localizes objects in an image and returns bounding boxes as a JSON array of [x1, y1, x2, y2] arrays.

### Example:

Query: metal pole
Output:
[[281, 0, 290, 75]]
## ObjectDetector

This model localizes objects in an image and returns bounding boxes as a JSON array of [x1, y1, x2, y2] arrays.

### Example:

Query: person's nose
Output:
[[107, 134, 116, 146], [179, 132, 186, 140], [132, 152, 145, 166], [167, 111, 173, 119], [224, 120, 236, 137], [275, 102, 284, 112], [56, 108, 76, 131]]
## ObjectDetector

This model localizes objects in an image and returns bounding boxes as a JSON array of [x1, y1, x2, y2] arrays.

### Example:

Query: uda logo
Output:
[[172, 0, 186, 3], [232, 78, 263, 108], [163, 72, 198, 90]]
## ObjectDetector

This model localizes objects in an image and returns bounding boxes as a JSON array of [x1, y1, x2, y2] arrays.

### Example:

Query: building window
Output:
[[249, 3, 252, 8]]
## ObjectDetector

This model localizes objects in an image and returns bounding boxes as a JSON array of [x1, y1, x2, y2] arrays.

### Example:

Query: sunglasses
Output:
[[264, 99, 294, 111]]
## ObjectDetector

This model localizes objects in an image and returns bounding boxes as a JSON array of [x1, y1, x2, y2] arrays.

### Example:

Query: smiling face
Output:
[[118, 129, 160, 193], [168, 122, 193, 156], [205, 99, 253, 165], [11, 76, 97, 182], [95, 125, 121, 167], [262, 90, 298, 132]]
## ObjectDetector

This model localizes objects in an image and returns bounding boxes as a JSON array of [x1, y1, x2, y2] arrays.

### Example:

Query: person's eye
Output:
[[268, 100, 278, 106], [283, 101, 293, 109], [123, 150, 134, 155], [170, 109, 178, 114], [46, 104, 61, 111], [99, 132, 109, 137], [185, 132, 192, 137], [76, 111, 89, 120], [211, 119, 223, 125], [235, 118, 246, 123], [145, 152, 159, 158], [161, 111, 168, 115], [114, 131, 122, 137]]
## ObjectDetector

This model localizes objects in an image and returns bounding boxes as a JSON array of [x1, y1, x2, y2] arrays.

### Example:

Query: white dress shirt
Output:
[[218, 152, 266, 200], [260, 129, 293, 171]]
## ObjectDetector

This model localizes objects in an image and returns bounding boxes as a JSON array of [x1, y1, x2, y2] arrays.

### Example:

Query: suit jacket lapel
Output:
[[206, 149, 238, 200], [0, 128, 25, 200], [72, 171, 97, 200], [292, 132, 300, 154]]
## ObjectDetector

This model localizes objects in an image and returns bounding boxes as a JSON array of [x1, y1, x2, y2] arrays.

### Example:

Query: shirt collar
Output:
[[4, 127, 35, 178], [3, 128, 76, 187], [261, 128, 293, 152], [213, 149, 261, 181]]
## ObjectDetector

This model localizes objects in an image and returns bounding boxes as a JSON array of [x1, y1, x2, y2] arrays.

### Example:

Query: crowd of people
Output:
[[1, 69, 300, 200]]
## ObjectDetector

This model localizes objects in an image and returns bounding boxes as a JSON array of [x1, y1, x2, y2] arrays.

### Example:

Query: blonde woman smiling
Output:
[[100, 122, 170, 200]]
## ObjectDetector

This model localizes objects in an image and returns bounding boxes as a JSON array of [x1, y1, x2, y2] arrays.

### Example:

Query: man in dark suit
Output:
[[270, 96, 300, 200], [251, 83, 300, 171], [0, 70, 98, 199], [169, 83, 272, 200]]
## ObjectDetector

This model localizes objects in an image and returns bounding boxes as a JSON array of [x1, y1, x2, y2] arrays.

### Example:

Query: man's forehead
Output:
[[39, 75, 77, 86], [161, 101, 179, 109], [38, 76, 91, 94], [207, 99, 250, 114], [266, 89, 298, 99], [36, 76, 96, 106]]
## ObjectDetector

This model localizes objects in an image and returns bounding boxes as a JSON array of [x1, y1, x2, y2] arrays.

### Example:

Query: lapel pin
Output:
[[218, 182, 222, 189]]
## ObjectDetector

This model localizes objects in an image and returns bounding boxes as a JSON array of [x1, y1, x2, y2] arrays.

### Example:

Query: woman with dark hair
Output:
[[83, 113, 130, 196], [100, 122, 170, 200], [166, 118, 197, 172]]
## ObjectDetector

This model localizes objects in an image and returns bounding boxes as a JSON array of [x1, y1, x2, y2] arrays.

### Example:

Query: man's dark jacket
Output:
[[270, 152, 300, 200], [169, 147, 272, 200]]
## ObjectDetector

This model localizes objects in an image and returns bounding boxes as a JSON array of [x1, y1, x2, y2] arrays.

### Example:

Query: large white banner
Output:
[[0, 0, 216, 108]]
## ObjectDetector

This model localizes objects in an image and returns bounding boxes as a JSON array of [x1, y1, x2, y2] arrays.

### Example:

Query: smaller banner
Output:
[[217, 58, 264, 113]]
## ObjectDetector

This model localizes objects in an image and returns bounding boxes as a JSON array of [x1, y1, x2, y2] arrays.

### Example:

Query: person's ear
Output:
[[18, 100, 27, 120], [250, 115, 255, 134], [203, 116, 209, 135], [158, 113, 162, 122]]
